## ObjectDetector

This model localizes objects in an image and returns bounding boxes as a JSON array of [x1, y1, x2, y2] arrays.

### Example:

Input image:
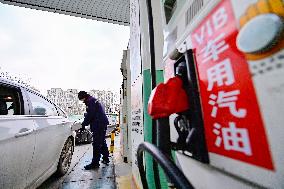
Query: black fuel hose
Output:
[[137, 142, 194, 189]]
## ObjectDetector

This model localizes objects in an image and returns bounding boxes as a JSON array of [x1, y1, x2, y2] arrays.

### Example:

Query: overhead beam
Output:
[[0, 0, 130, 26]]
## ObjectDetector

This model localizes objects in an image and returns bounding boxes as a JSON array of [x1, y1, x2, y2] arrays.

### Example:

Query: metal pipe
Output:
[[145, 0, 160, 188], [156, 117, 171, 156]]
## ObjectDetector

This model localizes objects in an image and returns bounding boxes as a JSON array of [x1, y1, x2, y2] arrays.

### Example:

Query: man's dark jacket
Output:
[[82, 96, 109, 132]]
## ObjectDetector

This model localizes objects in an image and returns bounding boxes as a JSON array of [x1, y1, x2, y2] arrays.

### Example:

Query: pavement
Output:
[[38, 135, 134, 189], [113, 140, 135, 189]]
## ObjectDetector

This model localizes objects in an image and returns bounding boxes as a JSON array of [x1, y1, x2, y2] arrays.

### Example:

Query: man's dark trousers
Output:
[[92, 125, 109, 165]]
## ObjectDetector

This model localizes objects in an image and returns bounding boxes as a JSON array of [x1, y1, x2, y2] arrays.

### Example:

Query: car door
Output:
[[0, 84, 36, 189], [25, 91, 70, 183]]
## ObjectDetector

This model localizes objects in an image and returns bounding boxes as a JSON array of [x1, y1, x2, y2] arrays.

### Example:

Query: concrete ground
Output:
[[38, 135, 134, 189], [113, 137, 135, 189]]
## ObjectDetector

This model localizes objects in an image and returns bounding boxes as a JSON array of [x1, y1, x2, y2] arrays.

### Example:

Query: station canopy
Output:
[[0, 0, 130, 26]]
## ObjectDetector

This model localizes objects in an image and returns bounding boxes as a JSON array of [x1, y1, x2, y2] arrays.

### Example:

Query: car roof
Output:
[[0, 77, 39, 94]]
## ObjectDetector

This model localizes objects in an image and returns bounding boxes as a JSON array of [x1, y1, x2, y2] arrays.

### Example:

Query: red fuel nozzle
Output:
[[148, 76, 190, 119]]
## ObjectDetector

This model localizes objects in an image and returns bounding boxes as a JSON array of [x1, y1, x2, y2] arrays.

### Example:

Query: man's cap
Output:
[[78, 91, 88, 100]]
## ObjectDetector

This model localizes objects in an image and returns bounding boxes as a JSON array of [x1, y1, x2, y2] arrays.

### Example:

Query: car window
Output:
[[0, 85, 22, 115], [27, 91, 57, 116]]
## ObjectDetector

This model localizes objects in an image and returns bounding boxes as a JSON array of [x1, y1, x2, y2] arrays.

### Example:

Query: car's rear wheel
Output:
[[56, 137, 74, 176]]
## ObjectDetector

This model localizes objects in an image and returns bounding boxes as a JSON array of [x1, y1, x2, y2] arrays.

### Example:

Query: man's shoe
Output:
[[84, 163, 100, 170], [102, 159, 110, 165]]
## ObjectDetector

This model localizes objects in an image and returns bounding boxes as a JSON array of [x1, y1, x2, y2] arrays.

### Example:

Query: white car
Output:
[[0, 78, 75, 189]]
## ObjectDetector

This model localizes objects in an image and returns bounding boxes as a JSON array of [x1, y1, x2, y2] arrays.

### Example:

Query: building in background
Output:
[[47, 88, 119, 115]]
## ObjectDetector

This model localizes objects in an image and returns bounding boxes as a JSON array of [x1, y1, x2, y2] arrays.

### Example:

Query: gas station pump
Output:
[[139, 69, 196, 189], [172, 50, 209, 163], [140, 0, 284, 188], [138, 49, 211, 188], [148, 49, 209, 163]]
